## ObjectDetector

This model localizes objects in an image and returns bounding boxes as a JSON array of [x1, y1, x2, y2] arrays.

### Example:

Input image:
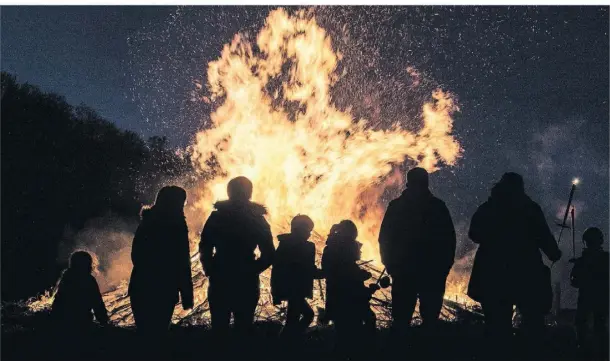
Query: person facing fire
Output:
[[570, 227, 609, 357], [51, 250, 109, 330], [128, 186, 194, 336], [200, 176, 275, 335], [271, 214, 323, 338], [467, 173, 561, 355], [378, 167, 456, 333], [322, 220, 378, 353]]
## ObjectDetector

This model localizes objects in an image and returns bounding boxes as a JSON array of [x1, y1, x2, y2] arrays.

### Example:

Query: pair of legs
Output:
[[131, 295, 176, 335], [575, 302, 609, 358], [208, 278, 260, 335], [391, 274, 447, 332], [333, 306, 377, 355], [284, 298, 314, 336], [481, 299, 546, 358], [130, 295, 176, 358]]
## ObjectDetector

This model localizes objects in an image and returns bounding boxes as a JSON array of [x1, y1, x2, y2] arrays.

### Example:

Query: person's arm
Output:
[[570, 260, 582, 288], [254, 218, 275, 274], [310, 244, 324, 279], [199, 212, 218, 278], [532, 204, 561, 262], [437, 202, 457, 273], [131, 223, 146, 267], [90, 276, 109, 326], [468, 204, 488, 245], [178, 221, 194, 310], [378, 201, 399, 273]]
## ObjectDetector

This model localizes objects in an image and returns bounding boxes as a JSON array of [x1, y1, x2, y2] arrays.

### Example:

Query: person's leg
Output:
[[208, 282, 231, 334], [575, 304, 589, 350], [283, 299, 301, 336], [418, 276, 446, 328], [482, 300, 514, 357], [298, 299, 314, 334], [517, 302, 547, 359], [233, 279, 260, 336], [391, 274, 418, 335], [592, 310, 608, 359]]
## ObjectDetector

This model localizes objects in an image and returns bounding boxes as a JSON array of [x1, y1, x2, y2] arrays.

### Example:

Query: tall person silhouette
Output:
[[128, 186, 194, 337], [378, 167, 456, 336], [200, 176, 275, 337], [468, 173, 561, 357]]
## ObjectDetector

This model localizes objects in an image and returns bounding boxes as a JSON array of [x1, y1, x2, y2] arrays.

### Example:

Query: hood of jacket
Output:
[[213, 199, 267, 217]]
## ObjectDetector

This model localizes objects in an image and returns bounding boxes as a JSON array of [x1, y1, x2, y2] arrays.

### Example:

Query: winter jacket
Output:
[[199, 200, 274, 284], [322, 235, 372, 319], [378, 187, 456, 278], [128, 207, 194, 307], [51, 269, 109, 328], [571, 248, 609, 312], [467, 190, 560, 311]]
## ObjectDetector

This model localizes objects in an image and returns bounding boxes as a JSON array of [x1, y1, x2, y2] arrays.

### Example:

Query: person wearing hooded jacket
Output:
[[322, 220, 377, 354], [128, 186, 194, 336], [199, 176, 275, 335], [378, 167, 456, 332], [468, 172, 561, 355], [271, 214, 322, 337]]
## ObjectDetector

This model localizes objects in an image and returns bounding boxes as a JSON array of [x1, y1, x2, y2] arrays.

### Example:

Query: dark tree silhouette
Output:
[[1, 72, 191, 301]]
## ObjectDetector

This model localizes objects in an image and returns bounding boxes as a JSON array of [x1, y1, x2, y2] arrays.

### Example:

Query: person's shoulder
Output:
[[429, 195, 449, 209], [86, 273, 100, 287], [305, 240, 316, 251]]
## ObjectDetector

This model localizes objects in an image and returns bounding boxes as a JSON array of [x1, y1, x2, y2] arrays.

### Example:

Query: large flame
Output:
[[188, 8, 462, 263]]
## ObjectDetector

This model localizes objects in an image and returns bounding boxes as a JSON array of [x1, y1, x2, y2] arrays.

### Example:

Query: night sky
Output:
[[2, 6, 608, 308]]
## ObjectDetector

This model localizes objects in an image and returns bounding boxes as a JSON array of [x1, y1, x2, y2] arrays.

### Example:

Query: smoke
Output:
[[59, 215, 137, 292]]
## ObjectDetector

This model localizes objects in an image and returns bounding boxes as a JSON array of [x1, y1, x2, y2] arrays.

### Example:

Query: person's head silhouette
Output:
[[227, 176, 253, 201], [407, 167, 429, 191], [583, 227, 604, 250], [337, 220, 358, 241], [492, 172, 525, 199], [69, 251, 94, 274], [291, 214, 314, 241], [154, 186, 187, 214]]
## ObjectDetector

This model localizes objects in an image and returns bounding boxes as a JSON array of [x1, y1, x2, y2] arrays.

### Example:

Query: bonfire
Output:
[[26, 8, 478, 328]]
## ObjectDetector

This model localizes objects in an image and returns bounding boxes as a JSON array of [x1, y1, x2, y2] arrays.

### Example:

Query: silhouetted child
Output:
[[271, 215, 322, 337], [322, 220, 378, 354], [51, 251, 109, 330], [570, 227, 609, 357]]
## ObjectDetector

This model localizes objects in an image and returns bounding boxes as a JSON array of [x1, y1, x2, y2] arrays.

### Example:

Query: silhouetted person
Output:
[[50, 250, 109, 359], [378, 167, 456, 333], [128, 186, 194, 337], [271, 215, 322, 338], [468, 173, 561, 356], [200, 176, 275, 336], [322, 220, 377, 355], [570, 227, 609, 358], [51, 250, 109, 330]]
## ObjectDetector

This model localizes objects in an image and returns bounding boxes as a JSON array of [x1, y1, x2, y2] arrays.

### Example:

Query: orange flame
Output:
[[188, 8, 462, 264]]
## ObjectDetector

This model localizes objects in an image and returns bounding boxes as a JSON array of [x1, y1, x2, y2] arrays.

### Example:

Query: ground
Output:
[[1, 303, 589, 361]]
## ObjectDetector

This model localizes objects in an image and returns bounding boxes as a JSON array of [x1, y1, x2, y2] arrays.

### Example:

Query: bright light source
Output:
[[572, 178, 580, 185]]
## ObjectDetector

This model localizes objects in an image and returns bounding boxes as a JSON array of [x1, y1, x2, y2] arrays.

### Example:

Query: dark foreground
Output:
[[2, 308, 591, 361]]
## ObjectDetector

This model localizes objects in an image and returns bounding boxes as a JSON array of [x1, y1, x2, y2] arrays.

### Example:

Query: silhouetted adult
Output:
[[200, 176, 274, 335], [128, 186, 194, 336], [379, 167, 456, 333], [468, 173, 561, 354]]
